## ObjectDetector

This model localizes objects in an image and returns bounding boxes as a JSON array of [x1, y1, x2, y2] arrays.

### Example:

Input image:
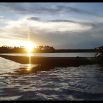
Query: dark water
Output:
[[0, 53, 103, 101]]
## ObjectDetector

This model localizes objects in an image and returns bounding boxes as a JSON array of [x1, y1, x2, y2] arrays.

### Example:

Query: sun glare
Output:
[[26, 66, 32, 71], [25, 41, 36, 53]]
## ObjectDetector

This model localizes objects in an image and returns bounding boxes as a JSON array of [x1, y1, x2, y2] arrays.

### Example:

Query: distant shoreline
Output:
[[51, 49, 96, 53]]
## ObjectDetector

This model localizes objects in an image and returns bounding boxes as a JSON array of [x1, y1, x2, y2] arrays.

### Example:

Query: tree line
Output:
[[0, 45, 55, 53]]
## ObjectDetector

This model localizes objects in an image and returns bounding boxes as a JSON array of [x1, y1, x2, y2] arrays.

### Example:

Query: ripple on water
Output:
[[0, 63, 103, 100]]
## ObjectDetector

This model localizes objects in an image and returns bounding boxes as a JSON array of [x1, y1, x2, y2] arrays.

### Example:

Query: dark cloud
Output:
[[57, 5, 103, 18], [48, 19, 95, 26], [27, 17, 41, 21], [0, 3, 103, 18], [0, 3, 27, 13], [49, 19, 78, 23], [0, 3, 60, 14], [26, 17, 96, 28], [21, 24, 102, 49]]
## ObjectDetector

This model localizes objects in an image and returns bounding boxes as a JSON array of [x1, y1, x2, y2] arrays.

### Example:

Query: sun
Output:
[[25, 41, 36, 53]]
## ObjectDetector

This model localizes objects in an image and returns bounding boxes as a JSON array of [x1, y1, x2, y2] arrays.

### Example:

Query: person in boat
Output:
[[95, 46, 103, 58]]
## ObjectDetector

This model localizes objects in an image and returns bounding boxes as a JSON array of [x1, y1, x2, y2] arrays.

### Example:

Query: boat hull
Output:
[[0, 55, 97, 66]]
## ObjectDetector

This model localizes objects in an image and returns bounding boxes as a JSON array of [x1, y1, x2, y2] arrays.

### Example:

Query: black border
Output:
[[0, 1, 103, 2]]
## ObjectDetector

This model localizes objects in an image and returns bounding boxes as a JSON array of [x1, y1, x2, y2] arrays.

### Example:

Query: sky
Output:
[[0, 3, 103, 49]]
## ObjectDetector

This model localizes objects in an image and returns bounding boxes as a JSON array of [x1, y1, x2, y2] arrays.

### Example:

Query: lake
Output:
[[0, 52, 103, 101], [0, 52, 96, 57]]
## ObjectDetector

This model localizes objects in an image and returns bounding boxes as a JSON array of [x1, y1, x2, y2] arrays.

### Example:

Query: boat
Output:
[[0, 55, 100, 66]]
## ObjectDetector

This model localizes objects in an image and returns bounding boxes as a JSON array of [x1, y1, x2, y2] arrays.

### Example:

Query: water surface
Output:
[[0, 53, 103, 101], [0, 52, 96, 57]]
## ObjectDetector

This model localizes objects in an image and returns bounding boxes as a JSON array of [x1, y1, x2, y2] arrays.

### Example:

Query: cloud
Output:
[[0, 3, 59, 14], [0, 3, 103, 19], [48, 19, 95, 26], [0, 16, 4, 19], [2, 17, 93, 36], [0, 17, 97, 48], [27, 16, 41, 21], [0, 3, 27, 13], [0, 3, 103, 48], [56, 5, 103, 18], [0, 3, 103, 24]]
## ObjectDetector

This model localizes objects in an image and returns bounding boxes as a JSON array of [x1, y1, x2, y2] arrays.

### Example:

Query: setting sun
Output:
[[25, 41, 36, 53]]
